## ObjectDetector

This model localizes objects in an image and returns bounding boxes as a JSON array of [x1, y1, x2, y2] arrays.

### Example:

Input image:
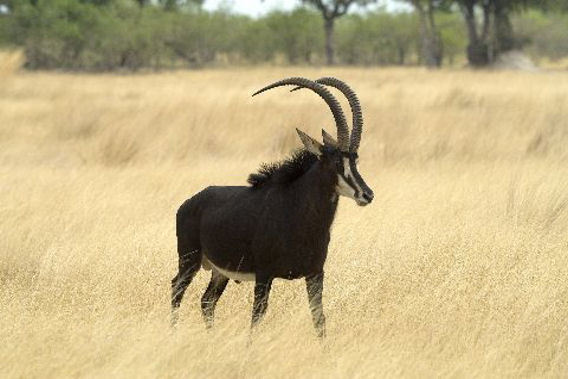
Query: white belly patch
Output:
[[208, 259, 255, 282]]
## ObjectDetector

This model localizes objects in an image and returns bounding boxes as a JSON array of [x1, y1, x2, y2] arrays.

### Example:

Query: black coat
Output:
[[176, 150, 339, 280]]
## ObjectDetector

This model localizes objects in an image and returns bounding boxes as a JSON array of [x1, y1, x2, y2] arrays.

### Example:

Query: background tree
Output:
[[1, 0, 566, 71], [405, 0, 446, 67], [134, 0, 151, 7], [265, 9, 323, 64], [455, 0, 488, 66], [159, 0, 204, 12], [337, 11, 419, 65], [437, 10, 466, 65], [301, 0, 376, 65], [513, 8, 568, 62], [455, 0, 543, 67]]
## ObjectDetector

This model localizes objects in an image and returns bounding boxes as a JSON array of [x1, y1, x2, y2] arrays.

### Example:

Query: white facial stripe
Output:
[[338, 157, 364, 199], [336, 174, 356, 198]]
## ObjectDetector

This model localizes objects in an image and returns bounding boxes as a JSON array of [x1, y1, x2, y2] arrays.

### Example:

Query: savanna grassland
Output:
[[1, 51, 567, 377]]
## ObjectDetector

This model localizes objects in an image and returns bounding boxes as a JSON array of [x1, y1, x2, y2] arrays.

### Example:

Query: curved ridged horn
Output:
[[253, 77, 350, 152], [315, 77, 363, 153], [293, 77, 363, 153]]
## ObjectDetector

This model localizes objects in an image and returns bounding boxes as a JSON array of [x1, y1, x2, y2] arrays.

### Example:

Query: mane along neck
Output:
[[247, 149, 319, 188], [248, 150, 339, 223]]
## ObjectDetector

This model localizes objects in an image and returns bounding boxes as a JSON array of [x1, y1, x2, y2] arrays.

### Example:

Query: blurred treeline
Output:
[[0, 0, 566, 71]]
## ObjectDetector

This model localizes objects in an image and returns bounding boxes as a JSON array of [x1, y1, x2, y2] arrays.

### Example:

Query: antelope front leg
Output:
[[251, 275, 273, 329], [306, 272, 326, 338]]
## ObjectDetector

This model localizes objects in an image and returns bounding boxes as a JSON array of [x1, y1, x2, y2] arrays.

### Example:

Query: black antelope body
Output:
[[171, 77, 373, 337]]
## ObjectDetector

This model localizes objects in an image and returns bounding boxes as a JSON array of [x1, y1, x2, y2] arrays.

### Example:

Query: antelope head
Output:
[[253, 77, 374, 206]]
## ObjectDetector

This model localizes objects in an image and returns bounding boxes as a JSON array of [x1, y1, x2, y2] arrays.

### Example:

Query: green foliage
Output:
[[2, 1, 327, 69], [4, 0, 237, 70], [236, 17, 277, 63], [301, 0, 378, 18], [11, 0, 103, 69], [161, 10, 236, 67], [437, 11, 467, 65], [158, 0, 203, 12], [264, 9, 323, 64], [232, 9, 324, 65], [90, 3, 170, 70], [0, 0, 566, 70], [337, 11, 418, 65], [513, 9, 568, 60]]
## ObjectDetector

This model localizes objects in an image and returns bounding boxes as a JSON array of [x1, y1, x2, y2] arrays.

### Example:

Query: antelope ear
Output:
[[321, 129, 338, 148], [296, 128, 323, 156]]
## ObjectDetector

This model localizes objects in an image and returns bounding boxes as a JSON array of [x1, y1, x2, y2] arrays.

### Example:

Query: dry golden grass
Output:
[[1, 60, 567, 378]]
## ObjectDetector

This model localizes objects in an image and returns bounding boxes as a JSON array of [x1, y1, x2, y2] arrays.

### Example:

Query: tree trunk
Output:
[[420, 32, 440, 67], [493, 0, 515, 54], [163, 0, 177, 11], [324, 18, 335, 66], [460, 0, 489, 67], [426, 0, 442, 67], [460, 0, 517, 67], [467, 41, 489, 67], [398, 45, 405, 65], [415, 1, 442, 68]]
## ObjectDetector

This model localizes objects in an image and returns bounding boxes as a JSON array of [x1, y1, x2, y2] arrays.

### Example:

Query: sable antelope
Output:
[[171, 77, 373, 337]]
